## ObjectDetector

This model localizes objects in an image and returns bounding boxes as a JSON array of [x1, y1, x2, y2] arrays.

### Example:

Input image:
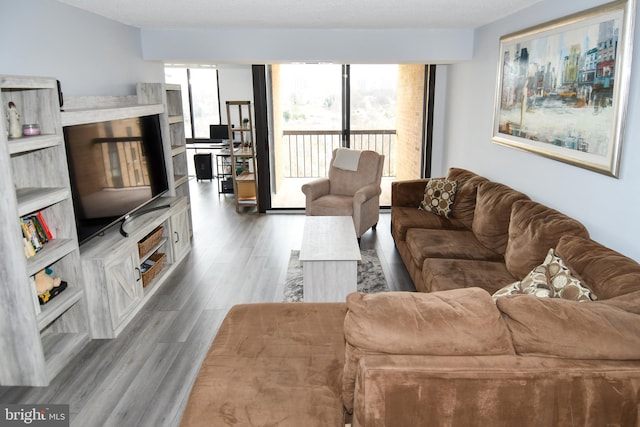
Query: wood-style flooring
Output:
[[0, 178, 414, 427]]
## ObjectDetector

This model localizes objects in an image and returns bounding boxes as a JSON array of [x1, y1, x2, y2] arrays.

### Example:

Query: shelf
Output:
[[61, 103, 164, 127], [26, 239, 76, 276], [142, 263, 170, 297], [42, 332, 91, 383], [236, 172, 255, 181], [37, 286, 83, 331], [171, 145, 186, 156], [8, 134, 62, 155], [237, 198, 258, 204], [140, 237, 168, 263], [175, 174, 189, 187], [234, 148, 254, 157], [0, 75, 57, 89], [16, 187, 69, 216], [168, 115, 183, 124]]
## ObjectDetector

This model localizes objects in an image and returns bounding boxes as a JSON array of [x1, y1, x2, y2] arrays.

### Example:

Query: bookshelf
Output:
[[0, 76, 194, 385], [137, 83, 192, 234], [227, 101, 258, 213], [0, 75, 90, 386]]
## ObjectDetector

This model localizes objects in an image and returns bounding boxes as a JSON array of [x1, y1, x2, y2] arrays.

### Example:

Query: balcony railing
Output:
[[282, 130, 396, 178]]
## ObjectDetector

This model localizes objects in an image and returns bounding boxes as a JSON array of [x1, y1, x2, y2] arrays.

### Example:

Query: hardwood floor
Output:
[[0, 178, 414, 427]]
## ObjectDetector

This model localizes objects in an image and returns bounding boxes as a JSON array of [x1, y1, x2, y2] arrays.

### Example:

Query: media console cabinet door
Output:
[[170, 208, 191, 261], [105, 249, 143, 330]]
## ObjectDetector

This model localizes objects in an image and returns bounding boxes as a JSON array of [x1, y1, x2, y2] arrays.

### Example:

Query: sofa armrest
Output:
[[353, 354, 640, 427], [301, 178, 330, 202], [391, 179, 431, 208]]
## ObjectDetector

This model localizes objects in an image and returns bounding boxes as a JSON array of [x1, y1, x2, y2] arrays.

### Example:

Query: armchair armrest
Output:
[[353, 183, 382, 205], [391, 179, 431, 208], [353, 354, 640, 427], [301, 178, 330, 201]]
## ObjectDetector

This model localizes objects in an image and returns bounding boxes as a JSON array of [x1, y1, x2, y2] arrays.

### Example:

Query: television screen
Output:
[[64, 114, 168, 244]]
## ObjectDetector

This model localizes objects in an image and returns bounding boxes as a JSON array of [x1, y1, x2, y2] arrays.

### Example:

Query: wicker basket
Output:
[[138, 226, 164, 258], [142, 252, 166, 288]]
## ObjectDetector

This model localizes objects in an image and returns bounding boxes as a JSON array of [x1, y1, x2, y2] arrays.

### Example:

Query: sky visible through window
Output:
[[278, 64, 398, 131]]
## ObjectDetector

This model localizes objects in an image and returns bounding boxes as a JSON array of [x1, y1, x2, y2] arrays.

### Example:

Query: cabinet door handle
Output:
[[174, 231, 179, 244], [135, 267, 141, 282]]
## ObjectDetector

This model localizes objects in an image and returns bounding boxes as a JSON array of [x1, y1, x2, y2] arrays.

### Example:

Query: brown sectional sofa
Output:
[[391, 168, 589, 294], [181, 169, 640, 426]]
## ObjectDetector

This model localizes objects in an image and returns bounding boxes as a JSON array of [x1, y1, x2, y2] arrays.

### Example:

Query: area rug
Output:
[[283, 249, 388, 302]]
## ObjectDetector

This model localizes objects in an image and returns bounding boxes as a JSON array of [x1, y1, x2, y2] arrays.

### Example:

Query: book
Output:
[[36, 211, 53, 240], [19, 212, 53, 258], [28, 215, 48, 245], [25, 218, 43, 252], [23, 237, 36, 258], [20, 218, 41, 253]]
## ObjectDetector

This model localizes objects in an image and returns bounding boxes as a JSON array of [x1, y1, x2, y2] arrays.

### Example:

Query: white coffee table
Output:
[[299, 216, 361, 302]]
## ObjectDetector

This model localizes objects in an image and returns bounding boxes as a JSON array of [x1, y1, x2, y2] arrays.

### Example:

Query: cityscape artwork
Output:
[[492, 0, 635, 177]]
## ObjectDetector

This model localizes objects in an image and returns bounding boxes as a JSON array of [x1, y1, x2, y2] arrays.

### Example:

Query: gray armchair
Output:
[[302, 148, 384, 239]]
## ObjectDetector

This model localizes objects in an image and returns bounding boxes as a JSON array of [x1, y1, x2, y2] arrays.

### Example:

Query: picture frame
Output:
[[492, 0, 636, 177]]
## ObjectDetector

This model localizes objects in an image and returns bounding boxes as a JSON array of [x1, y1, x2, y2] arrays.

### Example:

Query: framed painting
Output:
[[492, 0, 636, 177]]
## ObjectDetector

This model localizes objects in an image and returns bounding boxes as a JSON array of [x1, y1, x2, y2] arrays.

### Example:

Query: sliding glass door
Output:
[[270, 64, 342, 208], [269, 64, 425, 209], [349, 64, 398, 207]]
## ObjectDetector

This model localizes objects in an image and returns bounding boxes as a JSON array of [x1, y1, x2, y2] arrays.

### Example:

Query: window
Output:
[[165, 65, 220, 140]]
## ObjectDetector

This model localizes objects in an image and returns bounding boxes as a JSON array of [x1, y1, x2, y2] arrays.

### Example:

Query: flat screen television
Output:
[[64, 114, 169, 245]]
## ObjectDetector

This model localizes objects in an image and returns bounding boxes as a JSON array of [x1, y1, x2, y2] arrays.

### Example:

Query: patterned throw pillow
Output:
[[493, 248, 596, 302], [419, 179, 458, 218], [544, 248, 596, 302]]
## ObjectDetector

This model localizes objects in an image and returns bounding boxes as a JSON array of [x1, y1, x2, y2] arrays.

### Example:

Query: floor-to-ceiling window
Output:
[[165, 65, 221, 176], [269, 64, 425, 209]]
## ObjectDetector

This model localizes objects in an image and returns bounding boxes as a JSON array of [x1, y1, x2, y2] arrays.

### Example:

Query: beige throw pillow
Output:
[[493, 248, 596, 302], [419, 178, 457, 218]]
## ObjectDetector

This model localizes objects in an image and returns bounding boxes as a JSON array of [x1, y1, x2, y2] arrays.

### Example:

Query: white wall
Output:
[[443, 0, 640, 261], [141, 28, 473, 64], [0, 0, 163, 96], [217, 65, 255, 124]]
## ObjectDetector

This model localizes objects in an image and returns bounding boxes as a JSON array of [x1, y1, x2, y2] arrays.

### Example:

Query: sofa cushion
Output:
[[342, 289, 515, 412], [494, 248, 596, 302], [504, 200, 589, 279], [556, 235, 640, 301], [447, 168, 488, 229], [406, 228, 503, 268], [419, 178, 458, 217], [497, 295, 640, 360], [472, 182, 529, 255], [180, 303, 347, 427], [422, 258, 517, 294], [391, 207, 467, 242]]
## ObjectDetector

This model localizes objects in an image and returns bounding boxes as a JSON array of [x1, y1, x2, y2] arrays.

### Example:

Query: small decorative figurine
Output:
[[7, 101, 21, 138]]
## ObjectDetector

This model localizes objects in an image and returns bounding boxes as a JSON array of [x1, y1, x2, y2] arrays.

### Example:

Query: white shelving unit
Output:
[[137, 83, 192, 235], [0, 75, 90, 386], [0, 77, 194, 385]]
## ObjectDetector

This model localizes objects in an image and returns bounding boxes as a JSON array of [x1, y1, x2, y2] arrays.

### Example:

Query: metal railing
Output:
[[282, 130, 396, 178]]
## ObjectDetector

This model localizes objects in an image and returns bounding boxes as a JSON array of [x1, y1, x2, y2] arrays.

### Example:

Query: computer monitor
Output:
[[210, 124, 229, 141]]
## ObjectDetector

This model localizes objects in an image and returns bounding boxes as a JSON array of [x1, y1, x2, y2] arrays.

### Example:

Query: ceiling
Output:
[[57, 0, 544, 30]]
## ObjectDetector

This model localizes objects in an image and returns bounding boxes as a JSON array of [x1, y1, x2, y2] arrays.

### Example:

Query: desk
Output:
[[186, 141, 241, 188]]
